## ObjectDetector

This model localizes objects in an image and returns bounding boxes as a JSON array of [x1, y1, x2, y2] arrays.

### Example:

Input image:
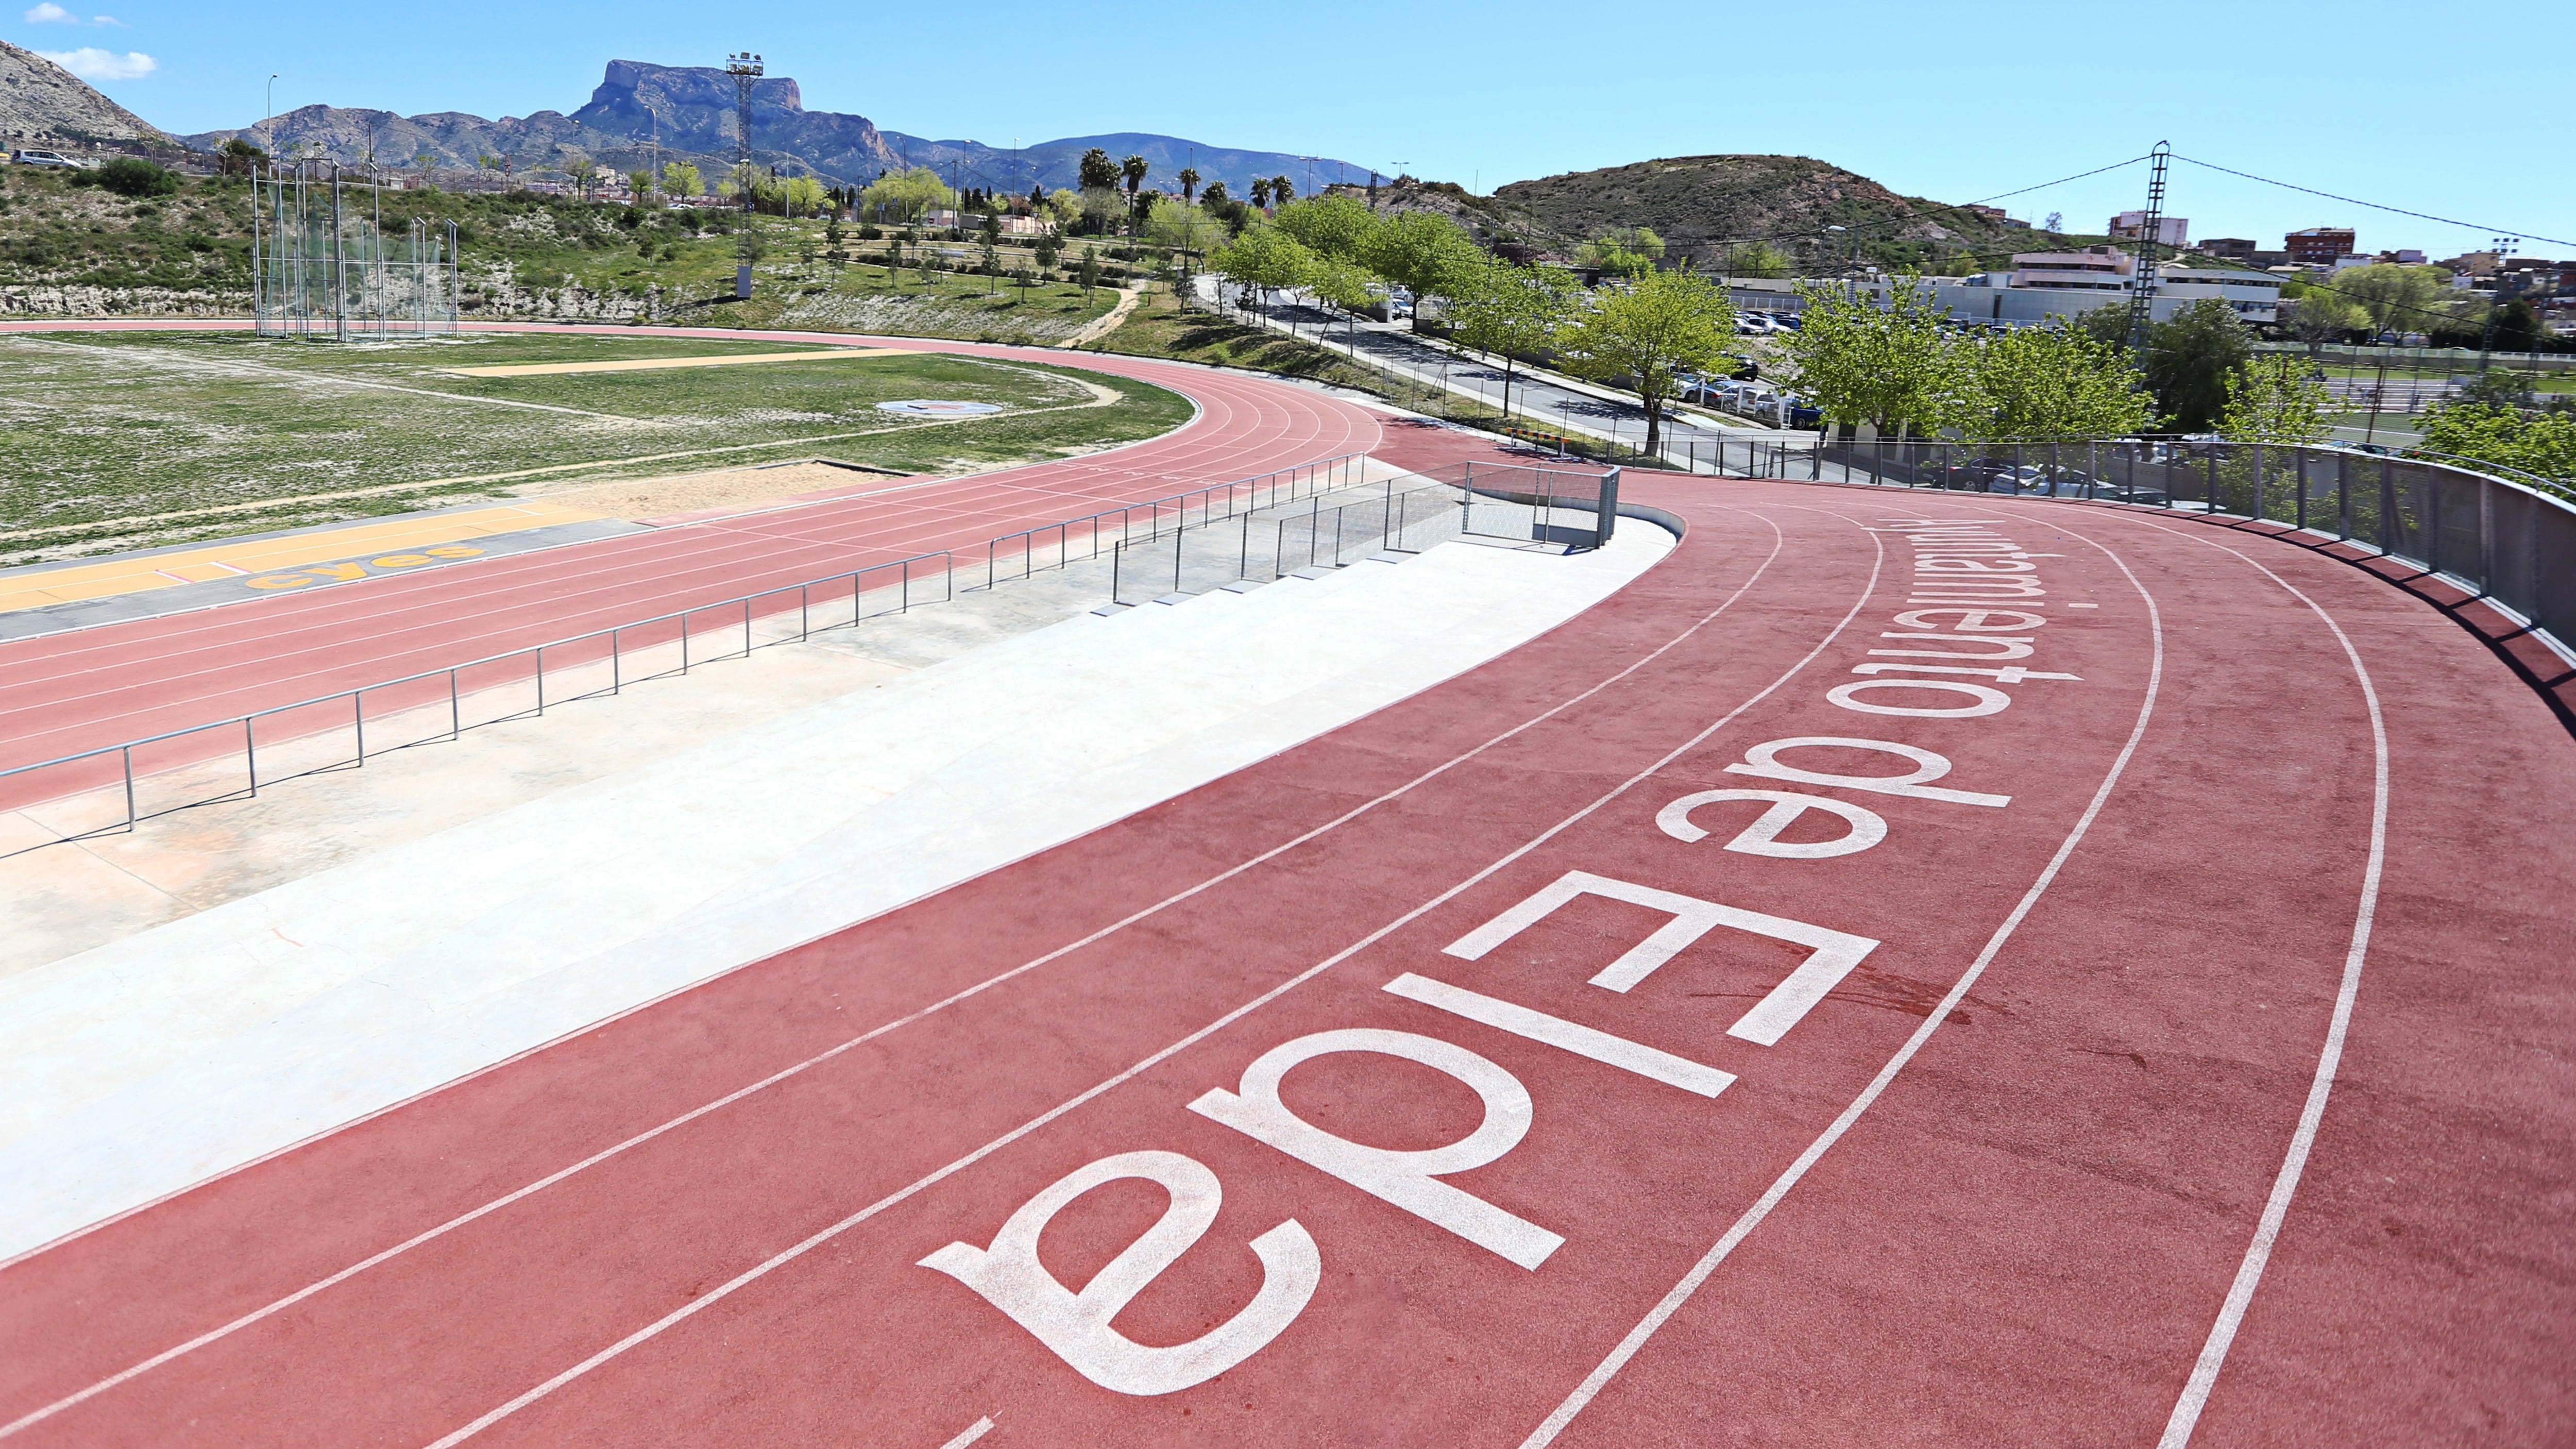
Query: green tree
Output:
[[1176, 166, 1201, 204], [662, 161, 703, 199], [2421, 402, 2576, 488], [1728, 240, 1792, 279], [1120, 153, 1148, 228], [1077, 245, 1103, 298], [1309, 256, 1379, 347], [1199, 179, 1229, 207], [1142, 196, 1216, 255], [1078, 148, 1118, 190], [1959, 324, 2150, 441], [2216, 356, 2333, 444], [2140, 298, 2253, 433], [2488, 299, 2546, 352], [1449, 259, 1578, 423], [1209, 226, 1318, 314], [94, 157, 178, 198], [1270, 174, 1296, 205], [861, 166, 955, 225], [2284, 290, 2369, 357], [216, 138, 267, 178], [2330, 263, 2452, 336], [1778, 275, 1964, 439], [1576, 227, 1665, 279], [781, 175, 827, 216], [1557, 268, 1737, 456], [1249, 178, 1273, 209], [1362, 212, 1483, 332], [1271, 195, 1381, 263], [627, 169, 655, 203], [2454, 369, 2537, 409]]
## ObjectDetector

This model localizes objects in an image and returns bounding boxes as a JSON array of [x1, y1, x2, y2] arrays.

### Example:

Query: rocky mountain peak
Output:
[[0, 39, 166, 147]]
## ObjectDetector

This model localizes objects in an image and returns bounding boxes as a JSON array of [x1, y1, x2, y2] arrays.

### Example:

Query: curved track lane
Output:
[[2, 477, 2564, 1446], [0, 322, 1385, 776]]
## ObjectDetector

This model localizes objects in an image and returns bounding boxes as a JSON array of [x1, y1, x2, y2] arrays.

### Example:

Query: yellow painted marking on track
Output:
[[441, 349, 925, 378], [0, 502, 605, 614]]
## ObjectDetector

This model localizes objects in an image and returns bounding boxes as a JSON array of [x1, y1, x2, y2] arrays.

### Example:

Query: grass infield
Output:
[[0, 331, 1194, 567]]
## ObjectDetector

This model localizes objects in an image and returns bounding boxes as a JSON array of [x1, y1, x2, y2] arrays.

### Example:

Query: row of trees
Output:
[[1780, 284, 2331, 443], [1208, 197, 1739, 453]]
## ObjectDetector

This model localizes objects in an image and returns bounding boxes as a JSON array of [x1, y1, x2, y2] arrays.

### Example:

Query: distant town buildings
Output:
[[1962, 203, 2033, 229], [2284, 227, 2357, 265], [2109, 211, 2189, 247]]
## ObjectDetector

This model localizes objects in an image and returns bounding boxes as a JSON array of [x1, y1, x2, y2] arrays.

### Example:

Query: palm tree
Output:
[[1176, 166, 1200, 205], [1120, 154, 1148, 233], [1269, 174, 1295, 206], [1249, 178, 1273, 209]]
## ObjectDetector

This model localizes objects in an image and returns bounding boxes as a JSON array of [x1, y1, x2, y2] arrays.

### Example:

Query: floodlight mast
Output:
[[726, 52, 764, 215]]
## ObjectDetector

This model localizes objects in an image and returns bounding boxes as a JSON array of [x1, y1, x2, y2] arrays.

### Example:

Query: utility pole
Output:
[[2122, 141, 2171, 353]]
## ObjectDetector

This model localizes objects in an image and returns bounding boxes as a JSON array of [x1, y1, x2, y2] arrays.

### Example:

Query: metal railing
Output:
[[1105, 460, 1625, 604], [0, 454, 1371, 858], [1799, 437, 2576, 662]]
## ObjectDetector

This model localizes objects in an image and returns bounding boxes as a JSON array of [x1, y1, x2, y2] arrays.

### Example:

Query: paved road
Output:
[[1191, 277, 1805, 471]]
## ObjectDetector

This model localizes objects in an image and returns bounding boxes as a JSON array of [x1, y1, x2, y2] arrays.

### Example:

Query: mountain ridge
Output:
[[1, 39, 169, 148], [177, 60, 1369, 198]]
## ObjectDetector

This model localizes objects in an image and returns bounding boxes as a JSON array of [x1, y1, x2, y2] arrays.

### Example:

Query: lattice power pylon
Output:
[[2123, 141, 2172, 352]]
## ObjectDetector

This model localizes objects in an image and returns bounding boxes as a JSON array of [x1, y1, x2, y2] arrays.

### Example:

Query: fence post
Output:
[[801, 585, 810, 641], [453, 666, 465, 730], [123, 746, 136, 832], [742, 600, 752, 659], [2294, 448, 2309, 532], [354, 690, 367, 764], [536, 646, 546, 715], [246, 718, 259, 797], [682, 611, 691, 674], [2477, 478, 2494, 598]]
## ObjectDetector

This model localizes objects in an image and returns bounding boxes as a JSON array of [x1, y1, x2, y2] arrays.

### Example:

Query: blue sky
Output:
[[16, 0, 2571, 259]]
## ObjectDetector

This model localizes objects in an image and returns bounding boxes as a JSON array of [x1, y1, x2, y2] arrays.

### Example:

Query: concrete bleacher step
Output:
[[0, 528, 1675, 1257]]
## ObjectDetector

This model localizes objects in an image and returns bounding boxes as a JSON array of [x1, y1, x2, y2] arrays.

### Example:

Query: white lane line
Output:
[[413, 519, 1888, 1447], [2136, 523, 2389, 1449], [0, 510, 1785, 1439], [1518, 502, 2167, 1448], [938, 1414, 995, 1447]]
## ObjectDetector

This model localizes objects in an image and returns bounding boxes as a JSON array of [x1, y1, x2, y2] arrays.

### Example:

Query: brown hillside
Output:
[[1486, 154, 2027, 275], [0, 40, 166, 148]]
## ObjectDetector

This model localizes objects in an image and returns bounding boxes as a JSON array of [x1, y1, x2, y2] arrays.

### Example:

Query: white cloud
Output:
[[92, 13, 128, 24], [39, 46, 156, 80], [23, 3, 77, 21]]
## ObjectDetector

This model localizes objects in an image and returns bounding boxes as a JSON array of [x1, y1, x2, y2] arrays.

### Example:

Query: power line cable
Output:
[[2171, 154, 2572, 251], [1963, 155, 2151, 208]]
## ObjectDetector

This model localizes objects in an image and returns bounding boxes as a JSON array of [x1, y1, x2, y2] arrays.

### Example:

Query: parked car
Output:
[[1736, 314, 1774, 335], [1772, 312, 1803, 330], [7, 149, 82, 169]]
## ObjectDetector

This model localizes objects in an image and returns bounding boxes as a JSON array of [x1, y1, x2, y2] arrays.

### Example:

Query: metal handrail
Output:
[[0, 451, 1370, 854]]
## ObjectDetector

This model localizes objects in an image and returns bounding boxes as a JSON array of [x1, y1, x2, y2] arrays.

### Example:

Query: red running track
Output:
[[0, 321, 1385, 777], [2, 476, 2566, 1446]]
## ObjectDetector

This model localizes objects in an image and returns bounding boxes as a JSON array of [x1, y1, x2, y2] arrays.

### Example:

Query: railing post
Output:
[[123, 746, 136, 832], [801, 585, 810, 641], [743, 600, 752, 658], [245, 718, 259, 797], [354, 690, 366, 764], [2478, 478, 2495, 598], [536, 646, 546, 714], [2337, 452, 2352, 541], [682, 610, 691, 674], [454, 666, 465, 729]]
